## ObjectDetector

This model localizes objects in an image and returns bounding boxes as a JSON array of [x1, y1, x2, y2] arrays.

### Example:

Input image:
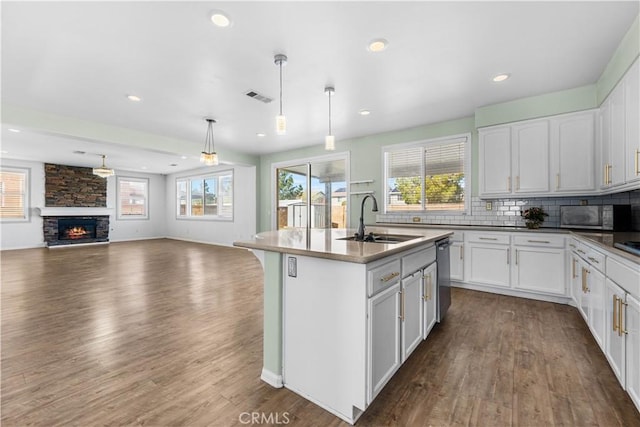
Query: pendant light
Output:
[[93, 155, 115, 178], [324, 86, 335, 151], [274, 54, 288, 135], [200, 118, 219, 166]]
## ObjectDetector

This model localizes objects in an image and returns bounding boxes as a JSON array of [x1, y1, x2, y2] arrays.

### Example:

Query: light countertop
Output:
[[233, 227, 452, 264]]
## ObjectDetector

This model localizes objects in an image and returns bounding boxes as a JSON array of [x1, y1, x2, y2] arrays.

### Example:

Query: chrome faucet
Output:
[[356, 194, 379, 241]]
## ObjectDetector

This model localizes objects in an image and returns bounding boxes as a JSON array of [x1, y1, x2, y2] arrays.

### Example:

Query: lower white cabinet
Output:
[[466, 243, 510, 287], [587, 265, 606, 349], [605, 279, 626, 386], [570, 250, 583, 311], [626, 293, 640, 411], [450, 240, 464, 281], [401, 272, 423, 362], [512, 245, 565, 295], [368, 282, 402, 403], [422, 262, 437, 339]]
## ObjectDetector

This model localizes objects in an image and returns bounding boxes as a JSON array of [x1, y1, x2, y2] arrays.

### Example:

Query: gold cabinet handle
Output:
[[528, 239, 550, 244], [400, 290, 405, 321], [620, 299, 627, 336], [515, 249, 519, 265], [608, 164, 612, 184], [556, 173, 560, 190], [636, 149, 640, 176], [613, 295, 619, 333], [584, 268, 590, 292], [479, 237, 498, 241], [507, 248, 510, 265], [569, 243, 576, 249], [516, 176, 520, 191], [423, 273, 429, 301], [380, 271, 400, 283], [572, 258, 576, 279], [460, 245, 464, 260], [507, 176, 511, 192], [577, 249, 585, 254], [588, 256, 599, 264]]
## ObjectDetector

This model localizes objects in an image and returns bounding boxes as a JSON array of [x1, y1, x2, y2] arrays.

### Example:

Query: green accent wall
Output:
[[263, 251, 283, 376]]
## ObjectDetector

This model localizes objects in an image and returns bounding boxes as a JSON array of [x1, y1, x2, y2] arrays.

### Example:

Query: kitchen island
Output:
[[234, 227, 452, 424]]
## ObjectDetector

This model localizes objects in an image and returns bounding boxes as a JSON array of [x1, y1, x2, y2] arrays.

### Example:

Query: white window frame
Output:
[[176, 169, 234, 221], [117, 176, 149, 220], [382, 133, 471, 215], [0, 166, 30, 222]]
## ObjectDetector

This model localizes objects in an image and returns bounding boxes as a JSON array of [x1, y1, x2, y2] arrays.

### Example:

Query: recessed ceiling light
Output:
[[256, 133, 266, 137], [141, 166, 148, 170], [359, 110, 371, 116], [8, 128, 20, 133], [180, 155, 188, 160], [1, 150, 8, 154], [127, 94, 142, 102], [211, 10, 232, 27], [492, 73, 511, 82], [367, 39, 388, 53]]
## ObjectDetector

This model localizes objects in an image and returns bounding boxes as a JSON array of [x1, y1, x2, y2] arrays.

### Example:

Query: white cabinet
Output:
[[625, 59, 640, 183], [572, 240, 606, 349], [512, 234, 566, 296], [422, 262, 437, 339], [550, 111, 596, 192], [605, 278, 626, 387], [465, 233, 510, 288], [587, 266, 606, 349], [449, 231, 464, 282], [601, 57, 640, 189], [401, 272, 423, 362], [479, 127, 511, 196], [512, 120, 550, 193], [626, 293, 640, 412], [368, 282, 402, 403]]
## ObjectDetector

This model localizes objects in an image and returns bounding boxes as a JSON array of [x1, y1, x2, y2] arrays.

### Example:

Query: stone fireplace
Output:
[[43, 215, 109, 247]]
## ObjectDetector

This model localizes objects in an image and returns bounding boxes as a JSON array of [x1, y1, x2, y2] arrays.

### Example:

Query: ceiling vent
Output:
[[245, 90, 273, 104]]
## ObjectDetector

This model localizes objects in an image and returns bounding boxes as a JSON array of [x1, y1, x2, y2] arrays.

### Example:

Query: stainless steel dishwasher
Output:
[[436, 238, 452, 321]]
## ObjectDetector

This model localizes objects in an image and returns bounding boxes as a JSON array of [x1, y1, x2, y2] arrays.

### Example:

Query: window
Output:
[[176, 170, 233, 220], [0, 167, 29, 221], [384, 135, 469, 213], [117, 177, 149, 219]]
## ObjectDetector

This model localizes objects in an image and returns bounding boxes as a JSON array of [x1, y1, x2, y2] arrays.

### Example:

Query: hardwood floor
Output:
[[1, 239, 638, 426]]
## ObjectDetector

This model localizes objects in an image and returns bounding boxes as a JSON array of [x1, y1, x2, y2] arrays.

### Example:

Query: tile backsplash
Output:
[[377, 189, 640, 230]]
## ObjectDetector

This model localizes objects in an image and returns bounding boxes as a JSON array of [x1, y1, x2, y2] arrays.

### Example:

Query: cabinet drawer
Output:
[[402, 245, 436, 277], [574, 240, 606, 273], [466, 232, 510, 245], [607, 256, 640, 298], [368, 259, 402, 297], [513, 234, 565, 248]]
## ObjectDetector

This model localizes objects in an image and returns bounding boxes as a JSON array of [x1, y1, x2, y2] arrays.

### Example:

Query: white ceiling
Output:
[[1, 1, 638, 174]]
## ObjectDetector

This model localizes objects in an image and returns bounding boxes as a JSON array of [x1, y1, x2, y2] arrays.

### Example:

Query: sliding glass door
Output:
[[275, 155, 348, 230]]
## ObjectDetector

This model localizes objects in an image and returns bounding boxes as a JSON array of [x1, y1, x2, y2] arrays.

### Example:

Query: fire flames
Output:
[[66, 226, 88, 239]]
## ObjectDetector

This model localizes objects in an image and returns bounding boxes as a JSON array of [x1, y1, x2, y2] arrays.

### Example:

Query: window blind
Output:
[[0, 170, 26, 219]]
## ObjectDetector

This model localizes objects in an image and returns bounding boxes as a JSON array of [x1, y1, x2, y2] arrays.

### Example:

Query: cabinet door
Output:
[[604, 279, 626, 387], [422, 263, 437, 339], [551, 112, 595, 192], [401, 273, 423, 362], [368, 283, 401, 404], [610, 84, 626, 186], [466, 243, 510, 287], [512, 120, 550, 193], [625, 59, 640, 183], [512, 246, 565, 296], [450, 241, 464, 282], [600, 99, 612, 189], [588, 267, 606, 350], [570, 253, 582, 309], [479, 127, 511, 196], [626, 293, 640, 412], [579, 262, 590, 323]]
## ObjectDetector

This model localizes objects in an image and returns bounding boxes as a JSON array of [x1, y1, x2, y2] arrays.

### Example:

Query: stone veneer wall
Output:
[[45, 163, 107, 207], [377, 190, 640, 231]]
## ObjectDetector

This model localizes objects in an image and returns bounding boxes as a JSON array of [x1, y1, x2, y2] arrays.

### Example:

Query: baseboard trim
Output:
[[260, 368, 283, 388], [165, 236, 232, 248], [451, 281, 571, 305]]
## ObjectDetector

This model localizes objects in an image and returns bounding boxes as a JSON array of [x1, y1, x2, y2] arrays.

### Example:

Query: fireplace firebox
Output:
[[58, 218, 97, 241]]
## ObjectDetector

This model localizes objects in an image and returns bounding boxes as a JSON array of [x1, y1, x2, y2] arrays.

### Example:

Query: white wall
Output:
[[164, 164, 257, 246], [108, 170, 166, 242], [0, 159, 45, 250]]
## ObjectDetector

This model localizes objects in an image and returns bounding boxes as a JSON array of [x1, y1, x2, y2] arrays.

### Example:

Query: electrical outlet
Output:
[[412, 217, 421, 223], [486, 202, 492, 211]]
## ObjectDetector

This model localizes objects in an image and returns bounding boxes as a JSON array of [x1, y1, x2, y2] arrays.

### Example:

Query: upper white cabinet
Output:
[[512, 120, 550, 193], [479, 111, 595, 198], [600, 57, 640, 190], [479, 126, 511, 196], [625, 59, 640, 184], [550, 111, 596, 192]]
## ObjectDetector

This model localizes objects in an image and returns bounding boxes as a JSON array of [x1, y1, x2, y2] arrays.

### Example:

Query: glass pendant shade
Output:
[[275, 54, 287, 135], [276, 114, 287, 135], [93, 155, 115, 178], [325, 135, 335, 151], [200, 118, 219, 166]]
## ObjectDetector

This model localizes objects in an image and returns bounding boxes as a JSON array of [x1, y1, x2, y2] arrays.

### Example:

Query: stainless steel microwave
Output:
[[560, 205, 632, 231]]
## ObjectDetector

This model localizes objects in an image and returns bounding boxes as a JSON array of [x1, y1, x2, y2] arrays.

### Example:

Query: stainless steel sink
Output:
[[338, 233, 422, 244]]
